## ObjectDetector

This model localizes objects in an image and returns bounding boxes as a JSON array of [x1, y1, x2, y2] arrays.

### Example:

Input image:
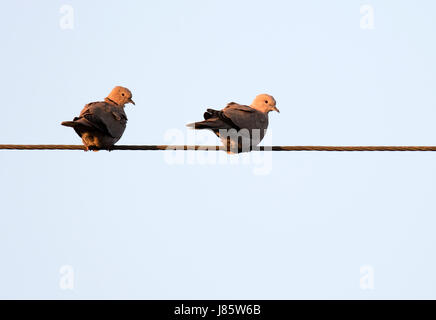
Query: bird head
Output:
[[251, 94, 279, 113], [106, 86, 135, 106]]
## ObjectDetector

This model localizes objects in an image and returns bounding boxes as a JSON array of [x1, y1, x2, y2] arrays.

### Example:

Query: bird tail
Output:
[[186, 121, 213, 129], [187, 108, 223, 129], [61, 121, 77, 128]]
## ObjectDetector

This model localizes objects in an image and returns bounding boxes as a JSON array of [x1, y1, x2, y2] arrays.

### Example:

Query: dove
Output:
[[61, 86, 135, 151], [187, 94, 279, 153]]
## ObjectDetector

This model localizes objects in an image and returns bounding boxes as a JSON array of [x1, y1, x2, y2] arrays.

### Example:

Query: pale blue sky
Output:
[[1, 0, 436, 299]]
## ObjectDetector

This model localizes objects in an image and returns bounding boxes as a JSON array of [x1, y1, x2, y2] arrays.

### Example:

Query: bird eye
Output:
[[265, 100, 268, 104], [122, 93, 125, 96]]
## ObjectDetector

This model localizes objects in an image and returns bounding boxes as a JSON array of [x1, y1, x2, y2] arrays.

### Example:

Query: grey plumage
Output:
[[187, 94, 279, 153], [61, 102, 127, 150], [61, 86, 135, 151]]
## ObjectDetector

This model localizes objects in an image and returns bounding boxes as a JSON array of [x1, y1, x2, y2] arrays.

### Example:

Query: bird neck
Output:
[[105, 97, 120, 106], [250, 104, 269, 114]]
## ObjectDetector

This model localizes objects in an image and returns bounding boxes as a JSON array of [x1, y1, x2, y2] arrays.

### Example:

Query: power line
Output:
[[1, 145, 436, 151]]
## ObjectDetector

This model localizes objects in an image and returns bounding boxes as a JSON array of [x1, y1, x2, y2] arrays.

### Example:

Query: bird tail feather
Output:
[[188, 118, 228, 129], [186, 121, 211, 129], [187, 109, 228, 130], [61, 121, 77, 128]]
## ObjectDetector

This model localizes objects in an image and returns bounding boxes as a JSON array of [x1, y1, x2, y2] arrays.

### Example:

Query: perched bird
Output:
[[187, 94, 279, 153], [61, 86, 135, 151]]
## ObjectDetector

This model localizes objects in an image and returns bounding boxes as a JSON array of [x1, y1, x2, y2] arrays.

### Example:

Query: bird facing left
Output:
[[61, 86, 135, 151]]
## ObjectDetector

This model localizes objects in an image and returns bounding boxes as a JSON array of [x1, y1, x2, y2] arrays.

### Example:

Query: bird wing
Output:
[[186, 102, 267, 132], [222, 103, 267, 131], [77, 102, 127, 139]]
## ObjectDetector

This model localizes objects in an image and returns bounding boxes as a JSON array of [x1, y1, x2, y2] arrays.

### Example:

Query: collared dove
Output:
[[61, 86, 135, 151], [187, 94, 279, 153]]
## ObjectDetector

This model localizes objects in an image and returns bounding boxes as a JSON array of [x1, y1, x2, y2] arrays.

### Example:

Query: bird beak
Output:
[[128, 98, 135, 105], [272, 106, 280, 113]]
